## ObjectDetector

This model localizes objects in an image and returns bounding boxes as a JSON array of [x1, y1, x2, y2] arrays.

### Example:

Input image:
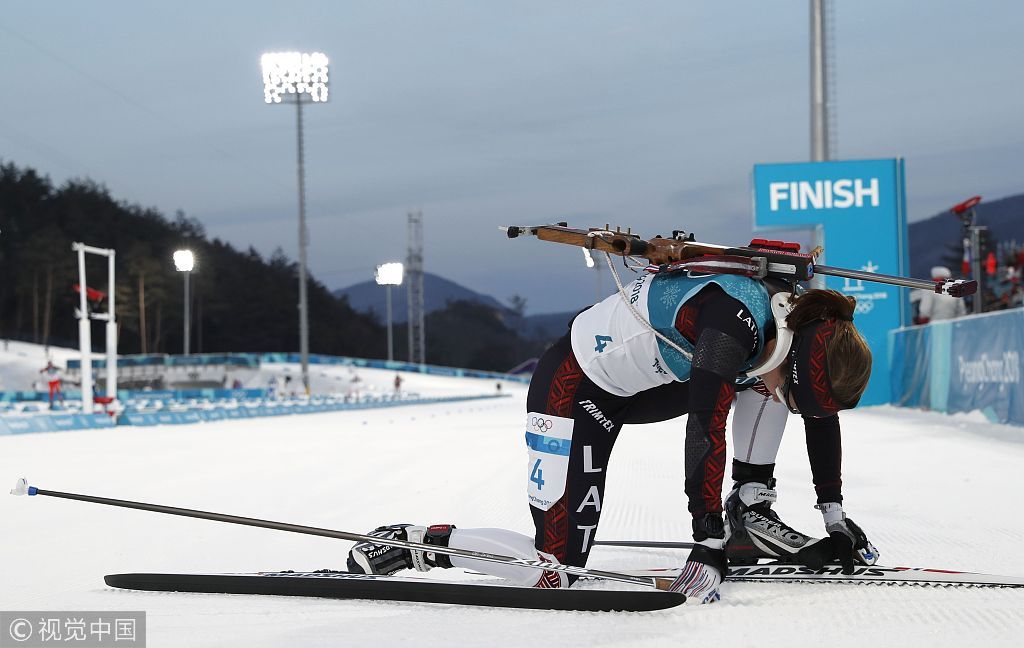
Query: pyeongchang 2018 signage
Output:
[[753, 159, 910, 406]]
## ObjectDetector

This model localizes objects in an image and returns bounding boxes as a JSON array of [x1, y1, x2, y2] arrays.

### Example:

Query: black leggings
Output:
[[527, 334, 691, 569]]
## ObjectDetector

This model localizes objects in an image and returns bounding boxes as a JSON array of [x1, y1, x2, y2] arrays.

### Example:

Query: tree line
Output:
[[0, 161, 546, 371]]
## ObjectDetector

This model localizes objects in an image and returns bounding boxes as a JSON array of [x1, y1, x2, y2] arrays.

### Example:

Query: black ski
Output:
[[103, 571, 686, 612], [611, 564, 1024, 588]]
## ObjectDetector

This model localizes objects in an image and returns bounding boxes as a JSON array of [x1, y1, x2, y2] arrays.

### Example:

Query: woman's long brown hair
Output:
[[787, 289, 872, 406]]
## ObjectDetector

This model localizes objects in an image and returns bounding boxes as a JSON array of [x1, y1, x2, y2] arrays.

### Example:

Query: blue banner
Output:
[[948, 311, 1024, 423], [889, 308, 1024, 425], [60, 351, 531, 384], [113, 393, 507, 427], [0, 413, 116, 435], [753, 159, 909, 406]]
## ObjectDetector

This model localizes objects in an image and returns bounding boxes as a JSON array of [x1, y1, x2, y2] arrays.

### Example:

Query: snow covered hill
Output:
[[0, 340, 81, 393], [1, 385, 1022, 647], [0, 341, 508, 401]]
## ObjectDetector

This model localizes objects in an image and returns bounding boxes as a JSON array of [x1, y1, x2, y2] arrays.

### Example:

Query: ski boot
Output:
[[725, 481, 832, 568], [347, 523, 456, 575]]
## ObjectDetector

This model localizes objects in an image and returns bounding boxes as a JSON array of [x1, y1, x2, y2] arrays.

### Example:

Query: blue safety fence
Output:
[[118, 393, 504, 427], [0, 413, 116, 435], [66, 353, 260, 370], [889, 307, 1024, 425], [1, 393, 506, 435], [0, 391, 49, 404], [0, 388, 270, 404], [262, 353, 531, 383], [61, 351, 532, 384]]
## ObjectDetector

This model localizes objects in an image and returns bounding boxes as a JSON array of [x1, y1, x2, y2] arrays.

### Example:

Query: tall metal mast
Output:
[[809, 0, 836, 288], [810, 0, 836, 162], [406, 211, 425, 365]]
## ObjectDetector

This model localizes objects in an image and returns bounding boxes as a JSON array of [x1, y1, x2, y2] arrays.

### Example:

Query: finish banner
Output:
[[753, 159, 910, 406]]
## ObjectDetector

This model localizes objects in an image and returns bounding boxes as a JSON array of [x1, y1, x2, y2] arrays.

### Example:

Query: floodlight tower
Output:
[[375, 262, 404, 361], [260, 51, 329, 394], [173, 250, 194, 354]]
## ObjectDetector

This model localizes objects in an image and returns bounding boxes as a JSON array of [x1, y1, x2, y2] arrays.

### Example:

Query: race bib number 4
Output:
[[524, 412, 574, 511]]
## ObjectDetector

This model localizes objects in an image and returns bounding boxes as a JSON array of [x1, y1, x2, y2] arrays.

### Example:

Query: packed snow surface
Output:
[[2, 368, 1023, 647]]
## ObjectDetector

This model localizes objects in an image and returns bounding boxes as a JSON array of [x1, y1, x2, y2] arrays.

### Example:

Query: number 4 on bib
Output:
[[530, 459, 545, 490]]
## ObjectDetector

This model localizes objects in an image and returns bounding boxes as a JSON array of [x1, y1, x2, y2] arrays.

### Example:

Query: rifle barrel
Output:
[[814, 264, 976, 297]]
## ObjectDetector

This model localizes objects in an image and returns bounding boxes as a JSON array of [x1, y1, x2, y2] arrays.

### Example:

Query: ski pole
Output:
[[594, 540, 695, 549], [9, 479, 671, 591]]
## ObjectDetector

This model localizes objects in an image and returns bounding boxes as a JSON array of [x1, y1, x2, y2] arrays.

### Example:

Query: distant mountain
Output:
[[334, 272, 508, 322], [521, 310, 576, 340], [909, 193, 1024, 277]]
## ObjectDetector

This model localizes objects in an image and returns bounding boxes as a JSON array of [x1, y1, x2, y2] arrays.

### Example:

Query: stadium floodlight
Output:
[[261, 52, 329, 104], [375, 262, 405, 286], [173, 249, 194, 355], [260, 51, 330, 395], [375, 262, 404, 361], [173, 249, 194, 272]]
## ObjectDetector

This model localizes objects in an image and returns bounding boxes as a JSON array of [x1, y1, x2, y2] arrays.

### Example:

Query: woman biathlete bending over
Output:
[[348, 270, 878, 603]]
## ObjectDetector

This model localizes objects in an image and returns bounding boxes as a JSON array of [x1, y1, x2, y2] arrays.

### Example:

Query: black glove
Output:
[[817, 503, 879, 574]]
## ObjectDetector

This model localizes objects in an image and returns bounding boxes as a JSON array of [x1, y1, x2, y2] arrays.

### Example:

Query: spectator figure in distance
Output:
[[393, 374, 403, 396], [267, 375, 280, 400], [40, 360, 65, 410], [915, 266, 967, 324]]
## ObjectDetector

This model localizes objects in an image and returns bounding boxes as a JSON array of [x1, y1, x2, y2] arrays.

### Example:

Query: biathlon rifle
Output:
[[501, 223, 976, 298]]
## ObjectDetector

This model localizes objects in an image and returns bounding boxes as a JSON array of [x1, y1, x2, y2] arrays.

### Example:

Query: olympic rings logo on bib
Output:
[[530, 416, 554, 431]]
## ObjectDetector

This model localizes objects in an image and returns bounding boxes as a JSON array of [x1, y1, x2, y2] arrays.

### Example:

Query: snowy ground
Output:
[[2, 373, 1023, 647]]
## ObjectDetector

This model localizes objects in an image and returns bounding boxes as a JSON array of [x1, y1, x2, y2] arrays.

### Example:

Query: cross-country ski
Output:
[[103, 571, 685, 611]]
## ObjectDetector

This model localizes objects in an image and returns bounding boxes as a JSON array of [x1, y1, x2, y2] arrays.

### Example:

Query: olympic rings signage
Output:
[[530, 416, 554, 432]]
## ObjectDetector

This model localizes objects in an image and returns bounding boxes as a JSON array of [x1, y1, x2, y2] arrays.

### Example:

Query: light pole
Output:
[[809, 0, 834, 289], [261, 51, 329, 394], [173, 249, 194, 355], [375, 262, 404, 361]]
